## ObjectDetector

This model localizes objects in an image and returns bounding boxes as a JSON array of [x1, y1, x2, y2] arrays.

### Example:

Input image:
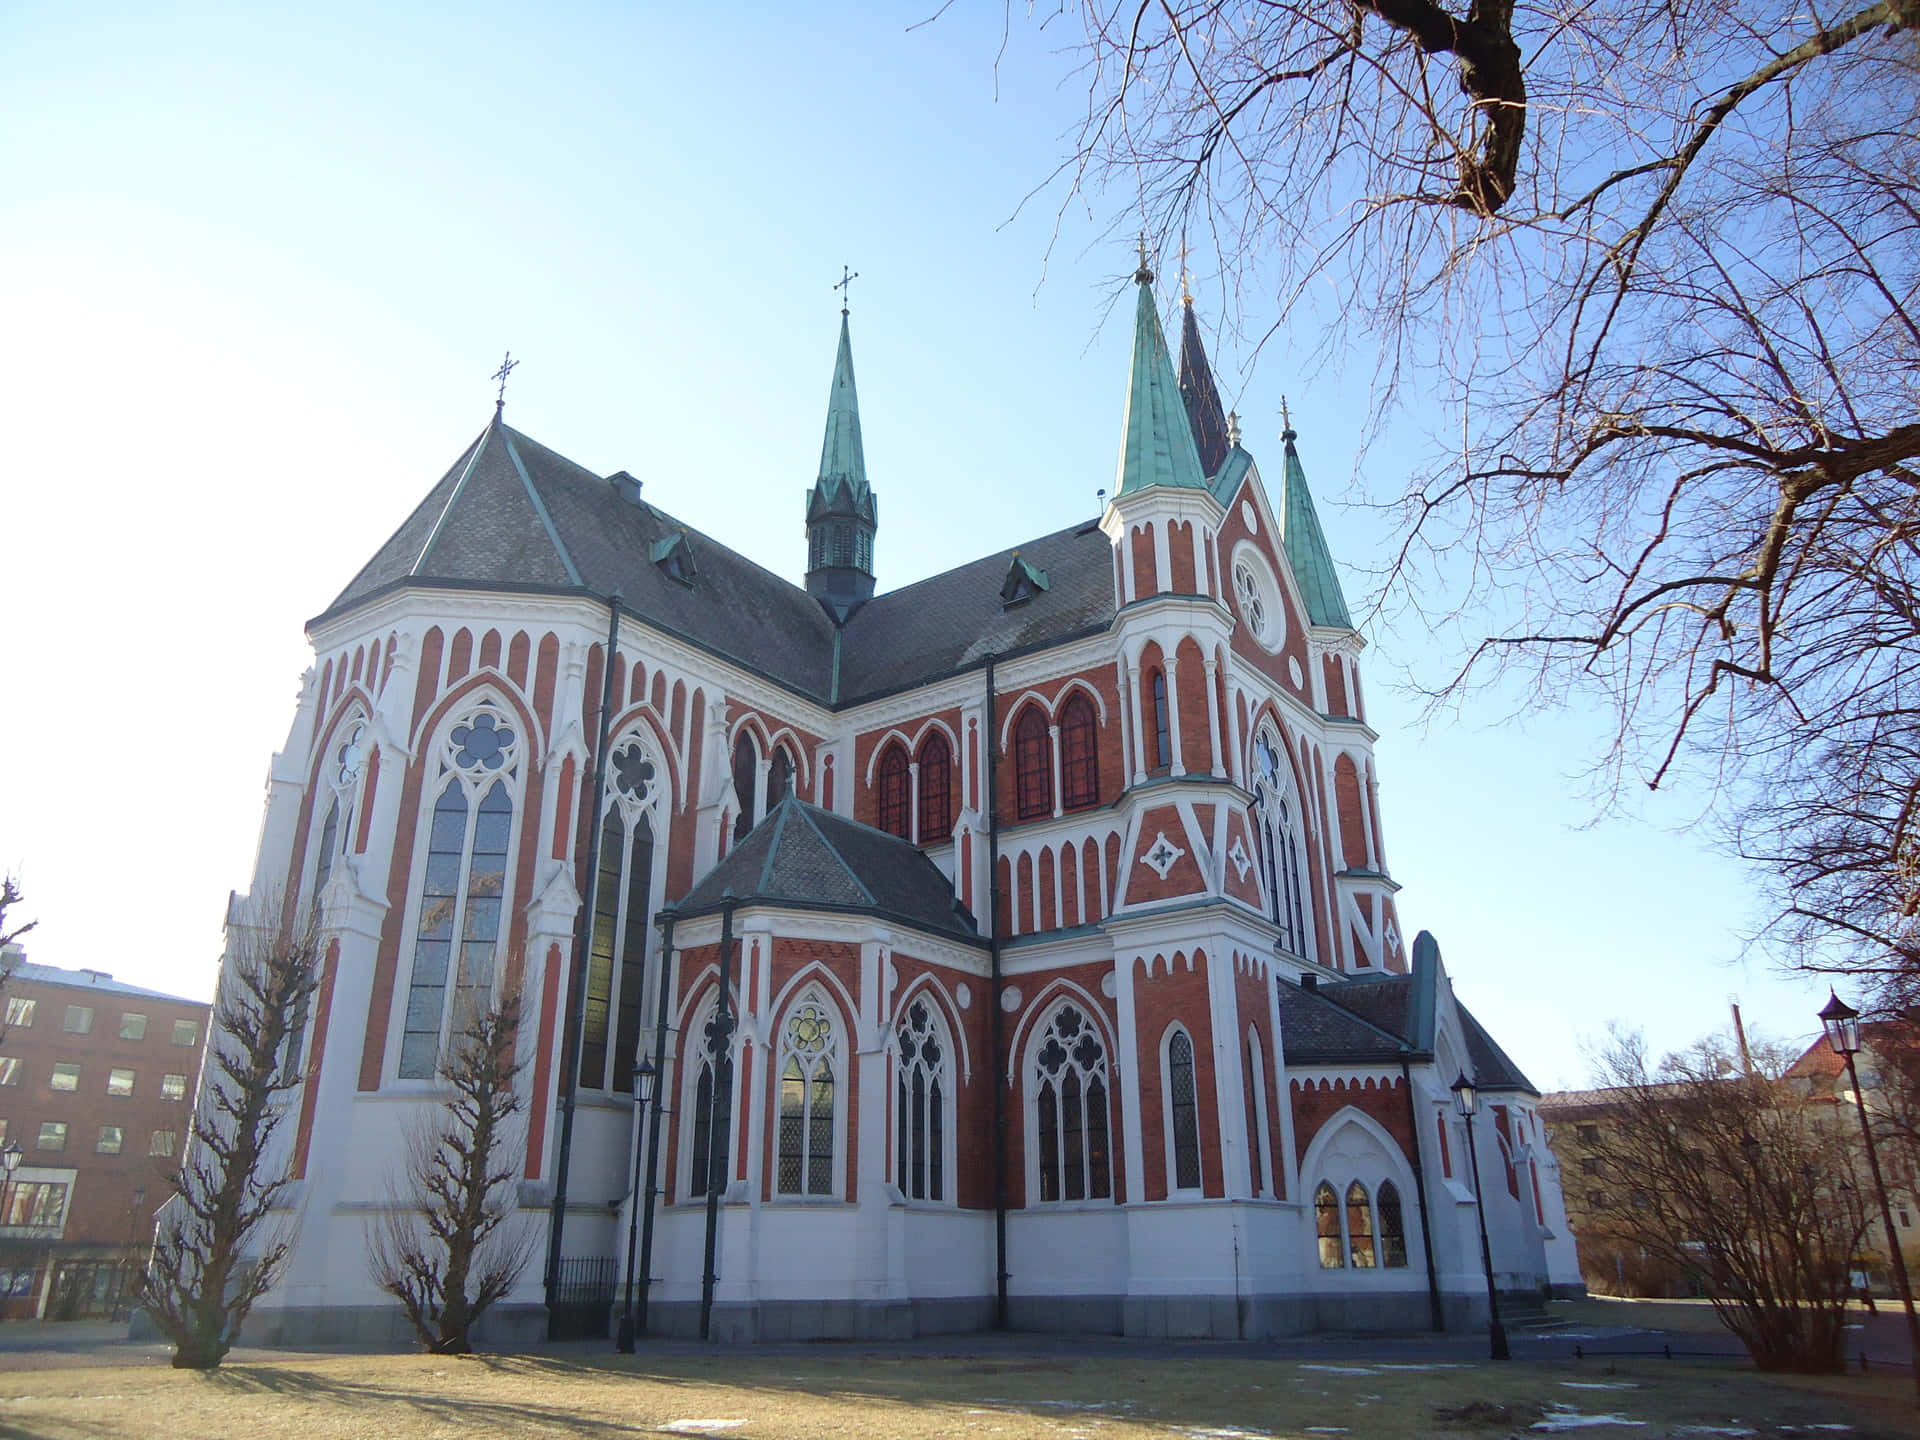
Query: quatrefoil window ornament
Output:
[[1141, 832, 1185, 880], [612, 742, 656, 801], [335, 720, 368, 789], [450, 711, 515, 772]]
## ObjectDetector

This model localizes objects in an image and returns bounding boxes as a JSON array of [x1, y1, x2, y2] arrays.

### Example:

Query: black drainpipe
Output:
[[1401, 1051, 1445, 1331], [635, 906, 678, 1337], [544, 591, 622, 1339], [985, 654, 1008, 1330]]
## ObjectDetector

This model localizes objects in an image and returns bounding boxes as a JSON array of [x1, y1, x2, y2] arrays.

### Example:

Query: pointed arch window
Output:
[[731, 732, 759, 842], [768, 745, 795, 810], [689, 1044, 733, 1199], [1378, 1181, 1409, 1267], [1166, 1028, 1202, 1192], [1060, 694, 1099, 811], [1014, 706, 1052, 820], [916, 732, 952, 843], [577, 736, 660, 1092], [777, 997, 838, 1196], [1346, 1181, 1377, 1267], [1245, 1030, 1269, 1196], [1032, 1004, 1112, 1203], [398, 706, 518, 1080], [1315, 1183, 1343, 1268], [1148, 669, 1171, 773], [1251, 729, 1308, 956], [876, 742, 911, 839], [895, 998, 950, 1202]]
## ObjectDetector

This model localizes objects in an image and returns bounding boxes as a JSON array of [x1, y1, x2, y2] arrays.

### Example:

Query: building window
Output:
[[1378, 1181, 1409, 1267], [49, 1063, 79, 1092], [64, 1005, 93, 1035], [777, 997, 838, 1197], [398, 705, 519, 1080], [4, 1181, 67, 1230], [1581, 1156, 1599, 1175], [107, 1068, 135, 1097], [119, 1013, 147, 1041], [1014, 706, 1052, 820], [5, 998, 34, 1028], [160, 1073, 188, 1101], [580, 768, 657, 1093], [731, 732, 759, 843], [37, 1122, 67, 1152], [916, 732, 953, 843], [688, 1049, 733, 1200], [1250, 729, 1308, 955], [1577, 1124, 1598, 1144], [1588, 1189, 1607, 1209], [96, 1125, 124, 1155], [1245, 1029, 1270, 1196], [1166, 1028, 1202, 1192], [1059, 694, 1100, 810], [149, 1130, 177, 1158], [1032, 1003, 1112, 1203], [0, 1057, 18, 1085], [1346, 1181, 1377, 1267], [171, 1019, 199, 1047], [895, 998, 949, 1202], [1315, 1183, 1343, 1267], [1148, 669, 1171, 773], [876, 742, 911, 839]]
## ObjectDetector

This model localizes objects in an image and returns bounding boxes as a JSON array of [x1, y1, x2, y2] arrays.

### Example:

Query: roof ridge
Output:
[[410, 422, 494, 576], [1312, 981, 1415, 1049], [792, 802, 878, 908], [501, 431, 584, 586], [758, 799, 795, 895]]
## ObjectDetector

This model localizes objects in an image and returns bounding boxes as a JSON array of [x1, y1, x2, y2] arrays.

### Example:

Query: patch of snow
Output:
[[1673, 1427, 1758, 1436], [1530, 1409, 1648, 1432], [1305, 1429, 1350, 1434], [1298, 1364, 1380, 1374], [1177, 1429, 1272, 1439], [1561, 1381, 1641, 1390], [1375, 1363, 1466, 1370], [659, 1423, 749, 1435]]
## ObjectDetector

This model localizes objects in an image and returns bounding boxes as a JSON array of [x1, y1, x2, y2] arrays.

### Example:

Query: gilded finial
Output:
[[1226, 410, 1242, 447], [1134, 233, 1154, 285], [1178, 242, 1192, 305], [1280, 395, 1297, 443]]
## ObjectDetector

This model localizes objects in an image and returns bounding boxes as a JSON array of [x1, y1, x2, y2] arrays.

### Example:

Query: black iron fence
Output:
[[548, 1256, 617, 1341]]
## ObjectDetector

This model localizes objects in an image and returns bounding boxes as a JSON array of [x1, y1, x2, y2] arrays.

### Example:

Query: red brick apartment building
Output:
[[0, 955, 208, 1319]]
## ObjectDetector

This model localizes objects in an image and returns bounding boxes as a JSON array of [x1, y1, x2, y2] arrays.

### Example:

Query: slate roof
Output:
[[1178, 299, 1230, 479], [1458, 1005, 1537, 1093], [1276, 965, 1536, 1092], [675, 797, 984, 945], [1277, 981, 1408, 1064]]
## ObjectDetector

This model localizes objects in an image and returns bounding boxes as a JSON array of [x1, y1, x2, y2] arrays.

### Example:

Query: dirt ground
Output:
[[0, 1348, 1912, 1440]]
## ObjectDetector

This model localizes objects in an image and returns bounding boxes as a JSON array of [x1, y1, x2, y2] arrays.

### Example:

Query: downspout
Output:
[[544, 591, 622, 1338], [635, 907, 678, 1336], [985, 655, 1008, 1330], [1401, 1052, 1444, 1331], [698, 897, 738, 1341]]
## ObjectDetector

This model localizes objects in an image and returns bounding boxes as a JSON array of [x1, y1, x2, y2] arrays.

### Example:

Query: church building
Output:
[[218, 259, 1580, 1344]]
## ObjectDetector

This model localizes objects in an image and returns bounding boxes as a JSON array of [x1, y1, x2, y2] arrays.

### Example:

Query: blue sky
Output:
[[0, 2, 1830, 1087]]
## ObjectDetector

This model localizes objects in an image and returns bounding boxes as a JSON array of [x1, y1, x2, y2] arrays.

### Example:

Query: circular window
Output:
[[1230, 543, 1286, 653]]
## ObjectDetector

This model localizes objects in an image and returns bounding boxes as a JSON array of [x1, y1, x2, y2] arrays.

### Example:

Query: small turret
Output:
[[805, 310, 878, 623], [1177, 290, 1230, 478]]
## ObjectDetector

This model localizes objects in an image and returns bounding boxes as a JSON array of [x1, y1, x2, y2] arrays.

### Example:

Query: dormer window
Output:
[[652, 532, 697, 586], [1001, 553, 1050, 607]]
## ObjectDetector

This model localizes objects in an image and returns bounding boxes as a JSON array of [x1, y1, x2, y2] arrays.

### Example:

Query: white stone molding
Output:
[[1139, 831, 1185, 881]]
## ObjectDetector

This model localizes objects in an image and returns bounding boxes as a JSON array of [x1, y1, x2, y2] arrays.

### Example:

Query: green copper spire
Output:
[[1279, 411, 1353, 629], [815, 311, 870, 506], [1115, 256, 1208, 497]]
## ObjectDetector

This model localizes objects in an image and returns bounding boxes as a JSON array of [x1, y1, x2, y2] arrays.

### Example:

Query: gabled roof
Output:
[[1277, 980, 1410, 1064], [1279, 428, 1353, 630], [676, 797, 983, 944], [319, 417, 842, 701], [1114, 269, 1209, 498]]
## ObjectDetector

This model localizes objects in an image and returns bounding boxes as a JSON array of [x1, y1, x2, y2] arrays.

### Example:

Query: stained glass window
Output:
[[876, 743, 910, 839], [776, 998, 836, 1196], [1014, 707, 1051, 819], [1347, 1181, 1377, 1268], [1060, 694, 1099, 810], [895, 1000, 949, 1201], [916, 733, 952, 842], [1315, 1183, 1343, 1267], [1168, 1030, 1201, 1191], [1031, 1005, 1112, 1203], [1379, 1181, 1409, 1267]]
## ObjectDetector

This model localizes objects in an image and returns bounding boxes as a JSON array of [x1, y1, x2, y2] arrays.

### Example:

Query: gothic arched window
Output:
[[777, 996, 838, 1196], [1166, 1028, 1201, 1192], [1346, 1180, 1377, 1268], [1252, 729, 1309, 956], [1378, 1181, 1409, 1268], [1245, 1029, 1269, 1196], [876, 742, 910, 839], [579, 736, 660, 1092], [767, 745, 794, 810], [1014, 706, 1052, 820], [1059, 694, 1099, 811], [895, 998, 950, 1202], [1031, 1003, 1112, 1203], [1148, 669, 1171, 773], [731, 732, 759, 843], [1315, 1183, 1343, 1268], [916, 732, 952, 843], [398, 705, 519, 1080], [687, 1000, 734, 1198]]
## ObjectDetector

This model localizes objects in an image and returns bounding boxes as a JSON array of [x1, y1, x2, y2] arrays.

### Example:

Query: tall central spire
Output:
[[805, 308, 878, 623], [1115, 257, 1208, 497]]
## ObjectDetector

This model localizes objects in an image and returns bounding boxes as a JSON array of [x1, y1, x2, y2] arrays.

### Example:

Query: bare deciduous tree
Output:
[[1046, 3, 1920, 994], [1582, 1027, 1864, 1372], [0, 875, 34, 953], [368, 991, 533, 1355], [144, 910, 320, 1369]]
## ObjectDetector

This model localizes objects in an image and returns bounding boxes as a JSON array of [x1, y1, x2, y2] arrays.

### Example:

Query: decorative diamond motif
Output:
[[1140, 831, 1185, 880], [1228, 835, 1253, 881]]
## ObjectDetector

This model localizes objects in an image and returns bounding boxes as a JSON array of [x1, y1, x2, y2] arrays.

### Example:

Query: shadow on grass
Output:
[[202, 1365, 655, 1436]]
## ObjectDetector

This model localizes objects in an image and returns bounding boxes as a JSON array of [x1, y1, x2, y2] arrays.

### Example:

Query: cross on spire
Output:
[[1178, 242, 1193, 304], [1281, 394, 1296, 442], [1134, 233, 1154, 285], [834, 265, 859, 315], [491, 351, 519, 413]]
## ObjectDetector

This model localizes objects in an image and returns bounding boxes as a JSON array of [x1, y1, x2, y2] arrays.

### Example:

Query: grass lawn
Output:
[[0, 1348, 1913, 1440]]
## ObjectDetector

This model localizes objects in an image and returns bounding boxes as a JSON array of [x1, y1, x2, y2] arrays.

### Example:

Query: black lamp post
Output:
[[615, 1056, 659, 1354], [1451, 1071, 1510, 1361], [1820, 990, 1920, 1400]]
